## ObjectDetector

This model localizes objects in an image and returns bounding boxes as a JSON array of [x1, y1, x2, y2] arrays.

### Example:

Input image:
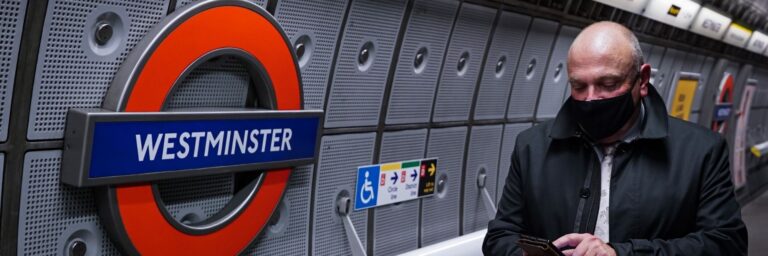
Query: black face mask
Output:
[[566, 82, 639, 141]]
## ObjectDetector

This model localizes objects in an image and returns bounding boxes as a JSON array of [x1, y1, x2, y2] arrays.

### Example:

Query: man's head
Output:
[[566, 21, 652, 143]]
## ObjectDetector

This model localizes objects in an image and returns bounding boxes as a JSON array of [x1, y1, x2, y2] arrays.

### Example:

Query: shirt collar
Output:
[[621, 102, 645, 143]]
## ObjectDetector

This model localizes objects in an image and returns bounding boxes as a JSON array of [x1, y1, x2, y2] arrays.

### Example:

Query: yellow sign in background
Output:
[[670, 78, 699, 120]]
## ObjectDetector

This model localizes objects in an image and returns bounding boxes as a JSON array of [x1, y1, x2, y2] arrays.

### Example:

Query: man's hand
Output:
[[552, 233, 616, 256]]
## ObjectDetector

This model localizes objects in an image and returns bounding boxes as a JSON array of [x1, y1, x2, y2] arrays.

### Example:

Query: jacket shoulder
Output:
[[515, 120, 555, 147], [666, 117, 725, 148]]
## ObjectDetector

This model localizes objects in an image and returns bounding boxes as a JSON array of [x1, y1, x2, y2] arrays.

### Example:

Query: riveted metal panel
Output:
[[497, 123, 531, 202], [535, 26, 580, 121], [324, 0, 407, 128], [385, 0, 459, 125], [0, 0, 26, 142], [473, 12, 530, 121], [432, 3, 496, 123], [506, 18, 558, 121], [274, 0, 349, 110], [660, 48, 687, 103], [27, 0, 168, 140], [373, 129, 427, 256], [463, 125, 503, 233], [692, 56, 716, 112], [421, 126, 467, 246], [18, 151, 120, 255], [245, 165, 313, 255], [312, 133, 375, 255]]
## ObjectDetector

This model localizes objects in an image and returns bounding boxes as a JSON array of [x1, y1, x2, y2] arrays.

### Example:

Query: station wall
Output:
[[2, 0, 768, 255]]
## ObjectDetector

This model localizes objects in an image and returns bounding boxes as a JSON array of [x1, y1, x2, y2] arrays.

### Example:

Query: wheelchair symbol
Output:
[[360, 170, 375, 204]]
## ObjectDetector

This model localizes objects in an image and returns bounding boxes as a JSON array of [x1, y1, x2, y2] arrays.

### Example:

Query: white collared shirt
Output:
[[591, 103, 645, 243]]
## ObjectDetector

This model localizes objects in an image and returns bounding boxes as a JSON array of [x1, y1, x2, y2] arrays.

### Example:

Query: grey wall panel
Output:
[[274, 0, 349, 110], [385, 0, 459, 125], [725, 63, 740, 79], [432, 4, 496, 123], [246, 164, 313, 255], [473, 12, 530, 121], [753, 72, 765, 108], [692, 56, 716, 112], [669, 49, 688, 98], [373, 129, 428, 256], [27, 1, 168, 140], [0, 154, 3, 208], [177, 0, 267, 9], [157, 174, 234, 223], [421, 126, 467, 246], [681, 53, 705, 73], [689, 112, 700, 124], [463, 125, 503, 233], [18, 151, 119, 255], [312, 133, 375, 255], [645, 44, 665, 88], [325, 0, 407, 128], [164, 56, 250, 109], [756, 88, 767, 108], [0, 0, 26, 142], [639, 42, 652, 60], [658, 48, 685, 103], [756, 70, 768, 107], [535, 26, 580, 121], [746, 108, 761, 169], [645, 44, 665, 69], [747, 108, 760, 147], [497, 123, 531, 202], [506, 18, 558, 121]]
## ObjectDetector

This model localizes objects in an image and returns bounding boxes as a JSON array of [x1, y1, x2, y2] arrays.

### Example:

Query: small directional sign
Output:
[[354, 158, 438, 211], [713, 103, 733, 121]]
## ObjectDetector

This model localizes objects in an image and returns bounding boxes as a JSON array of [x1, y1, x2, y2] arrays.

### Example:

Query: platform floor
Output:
[[742, 189, 768, 256]]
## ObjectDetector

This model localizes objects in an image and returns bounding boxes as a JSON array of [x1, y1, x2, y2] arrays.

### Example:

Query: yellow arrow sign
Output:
[[428, 163, 436, 176]]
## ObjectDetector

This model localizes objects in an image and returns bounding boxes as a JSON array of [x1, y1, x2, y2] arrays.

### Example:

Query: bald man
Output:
[[483, 22, 747, 256]]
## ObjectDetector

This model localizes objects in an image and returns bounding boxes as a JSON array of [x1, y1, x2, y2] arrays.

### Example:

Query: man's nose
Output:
[[584, 86, 599, 101]]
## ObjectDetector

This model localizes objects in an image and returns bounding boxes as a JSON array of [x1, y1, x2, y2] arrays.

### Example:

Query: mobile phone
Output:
[[516, 235, 565, 256]]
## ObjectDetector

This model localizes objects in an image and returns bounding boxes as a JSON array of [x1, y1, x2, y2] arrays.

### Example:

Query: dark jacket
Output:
[[483, 86, 747, 255]]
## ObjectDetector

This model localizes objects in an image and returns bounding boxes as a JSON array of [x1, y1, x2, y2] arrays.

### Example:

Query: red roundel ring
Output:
[[96, 1, 301, 255]]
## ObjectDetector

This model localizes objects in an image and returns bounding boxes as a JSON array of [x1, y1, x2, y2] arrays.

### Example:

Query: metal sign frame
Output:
[[62, 109, 322, 187]]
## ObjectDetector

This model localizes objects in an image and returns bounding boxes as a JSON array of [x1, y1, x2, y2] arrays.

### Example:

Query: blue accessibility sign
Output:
[[355, 165, 379, 210]]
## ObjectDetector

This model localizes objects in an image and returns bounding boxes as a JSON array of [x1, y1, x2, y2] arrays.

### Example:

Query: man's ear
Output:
[[639, 63, 651, 97]]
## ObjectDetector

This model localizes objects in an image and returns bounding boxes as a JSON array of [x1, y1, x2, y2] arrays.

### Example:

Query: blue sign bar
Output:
[[713, 103, 733, 121], [61, 109, 323, 187]]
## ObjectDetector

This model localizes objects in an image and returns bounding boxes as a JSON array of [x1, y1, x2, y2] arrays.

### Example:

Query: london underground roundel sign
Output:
[[60, 0, 320, 255]]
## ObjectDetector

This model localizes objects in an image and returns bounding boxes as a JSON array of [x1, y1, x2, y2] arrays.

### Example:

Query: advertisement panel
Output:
[[746, 31, 768, 54], [723, 23, 752, 48], [669, 76, 699, 121], [689, 7, 731, 40], [642, 0, 701, 29], [593, 0, 650, 14]]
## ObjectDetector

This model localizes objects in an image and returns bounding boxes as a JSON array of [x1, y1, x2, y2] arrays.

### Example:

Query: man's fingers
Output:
[[573, 236, 598, 256], [583, 243, 599, 256], [553, 233, 589, 248], [562, 249, 575, 256]]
